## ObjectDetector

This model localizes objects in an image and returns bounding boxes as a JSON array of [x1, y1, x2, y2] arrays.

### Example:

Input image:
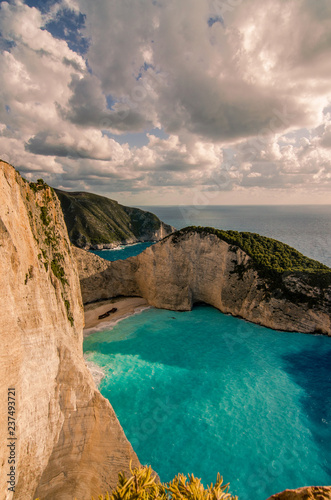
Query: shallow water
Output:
[[83, 306, 331, 500]]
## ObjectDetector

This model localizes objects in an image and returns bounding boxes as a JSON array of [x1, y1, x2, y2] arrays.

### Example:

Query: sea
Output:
[[84, 205, 331, 500]]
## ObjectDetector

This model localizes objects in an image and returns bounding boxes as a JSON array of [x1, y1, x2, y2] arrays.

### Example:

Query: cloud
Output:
[[0, 0, 331, 204], [0, 0, 86, 136], [63, 74, 152, 132], [76, 0, 331, 144], [25, 130, 113, 160], [319, 123, 331, 148]]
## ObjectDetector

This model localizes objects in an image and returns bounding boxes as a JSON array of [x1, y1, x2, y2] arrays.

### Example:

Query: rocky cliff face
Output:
[[266, 486, 331, 499], [55, 188, 175, 249], [75, 230, 331, 335], [0, 161, 139, 500]]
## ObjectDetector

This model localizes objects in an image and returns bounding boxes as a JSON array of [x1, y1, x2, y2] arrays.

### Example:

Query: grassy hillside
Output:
[[54, 189, 174, 248]]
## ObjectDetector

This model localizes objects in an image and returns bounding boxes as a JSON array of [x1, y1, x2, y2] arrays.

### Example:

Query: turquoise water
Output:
[[90, 241, 154, 261], [84, 306, 331, 500], [85, 206, 331, 498]]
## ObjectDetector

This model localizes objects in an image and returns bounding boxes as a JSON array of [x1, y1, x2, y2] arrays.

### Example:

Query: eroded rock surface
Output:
[[0, 162, 139, 500], [266, 485, 331, 499]]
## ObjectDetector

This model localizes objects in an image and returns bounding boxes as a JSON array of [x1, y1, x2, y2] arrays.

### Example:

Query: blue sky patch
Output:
[[208, 16, 225, 27], [102, 131, 149, 148], [136, 62, 155, 80], [43, 8, 89, 55], [149, 127, 169, 140], [24, 0, 61, 14], [106, 95, 117, 110], [85, 59, 93, 75], [102, 128, 169, 148], [0, 32, 16, 53]]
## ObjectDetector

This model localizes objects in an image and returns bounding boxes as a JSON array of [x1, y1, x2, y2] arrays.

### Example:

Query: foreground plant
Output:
[[93, 464, 238, 500]]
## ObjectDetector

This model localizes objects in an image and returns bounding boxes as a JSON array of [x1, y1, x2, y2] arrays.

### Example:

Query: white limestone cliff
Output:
[[0, 161, 140, 500]]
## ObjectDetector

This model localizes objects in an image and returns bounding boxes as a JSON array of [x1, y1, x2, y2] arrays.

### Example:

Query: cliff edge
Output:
[[266, 486, 331, 499], [75, 228, 331, 335], [0, 161, 140, 500]]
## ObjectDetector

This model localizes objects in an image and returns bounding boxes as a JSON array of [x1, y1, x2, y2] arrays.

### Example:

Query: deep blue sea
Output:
[[84, 205, 331, 500]]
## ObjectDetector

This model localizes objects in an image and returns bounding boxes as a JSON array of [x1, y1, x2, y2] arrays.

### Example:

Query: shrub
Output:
[[40, 206, 51, 226], [30, 178, 48, 192], [93, 465, 238, 500], [64, 298, 74, 327], [51, 258, 68, 286]]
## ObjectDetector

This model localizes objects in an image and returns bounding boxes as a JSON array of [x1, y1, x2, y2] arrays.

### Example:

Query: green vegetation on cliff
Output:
[[54, 189, 174, 248], [169, 226, 331, 275], [22, 176, 75, 325]]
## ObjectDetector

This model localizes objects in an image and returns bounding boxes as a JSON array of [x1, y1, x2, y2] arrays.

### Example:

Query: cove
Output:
[[83, 304, 331, 500], [90, 241, 154, 261]]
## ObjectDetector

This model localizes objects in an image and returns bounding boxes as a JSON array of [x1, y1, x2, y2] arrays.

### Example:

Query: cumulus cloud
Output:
[[79, 0, 331, 139], [319, 123, 331, 149], [25, 129, 119, 160], [0, 0, 331, 204], [63, 74, 152, 132]]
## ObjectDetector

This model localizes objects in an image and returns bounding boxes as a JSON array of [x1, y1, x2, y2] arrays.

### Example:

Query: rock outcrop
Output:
[[0, 161, 140, 500], [266, 486, 331, 499], [55, 188, 175, 249], [74, 229, 331, 335]]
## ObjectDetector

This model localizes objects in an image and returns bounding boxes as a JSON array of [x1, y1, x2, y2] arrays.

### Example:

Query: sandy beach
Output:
[[83, 296, 149, 336]]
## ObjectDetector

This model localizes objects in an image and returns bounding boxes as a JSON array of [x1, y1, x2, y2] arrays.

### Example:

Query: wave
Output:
[[84, 354, 106, 387]]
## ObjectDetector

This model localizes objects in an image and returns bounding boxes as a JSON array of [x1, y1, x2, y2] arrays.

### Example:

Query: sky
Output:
[[0, 0, 331, 205]]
